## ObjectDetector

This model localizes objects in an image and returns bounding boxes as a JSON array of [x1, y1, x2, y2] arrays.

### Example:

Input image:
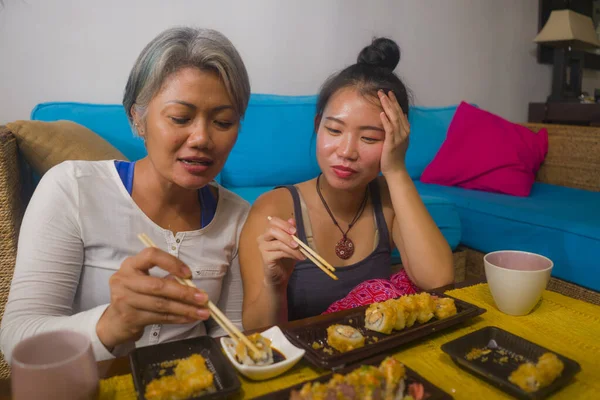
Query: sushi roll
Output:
[[434, 297, 457, 320], [396, 295, 418, 328], [290, 357, 416, 400], [509, 362, 540, 392], [413, 293, 435, 324], [378, 356, 406, 399], [326, 324, 366, 353], [234, 333, 274, 366], [365, 302, 396, 334], [536, 353, 564, 387], [145, 354, 215, 400], [384, 299, 406, 331]]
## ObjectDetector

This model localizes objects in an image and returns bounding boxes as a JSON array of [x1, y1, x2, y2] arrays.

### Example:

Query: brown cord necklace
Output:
[[316, 173, 369, 260]]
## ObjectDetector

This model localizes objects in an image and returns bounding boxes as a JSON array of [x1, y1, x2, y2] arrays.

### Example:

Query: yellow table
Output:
[[99, 284, 600, 399]]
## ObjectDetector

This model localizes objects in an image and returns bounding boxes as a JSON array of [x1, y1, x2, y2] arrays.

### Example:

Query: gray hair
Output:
[[123, 27, 250, 132]]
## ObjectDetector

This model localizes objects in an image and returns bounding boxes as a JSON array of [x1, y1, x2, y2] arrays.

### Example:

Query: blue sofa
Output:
[[29, 95, 600, 292]]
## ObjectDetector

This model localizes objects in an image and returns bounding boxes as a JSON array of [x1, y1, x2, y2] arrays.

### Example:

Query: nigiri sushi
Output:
[[326, 324, 365, 353]]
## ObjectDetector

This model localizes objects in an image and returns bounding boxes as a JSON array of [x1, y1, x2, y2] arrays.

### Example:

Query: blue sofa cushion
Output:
[[393, 194, 462, 264], [417, 195, 462, 252], [414, 181, 600, 291], [31, 102, 147, 161], [221, 94, 321, 188], [30, 100, 465, 185], [405, 105, 462, 180], [227, 185, 275, 205]]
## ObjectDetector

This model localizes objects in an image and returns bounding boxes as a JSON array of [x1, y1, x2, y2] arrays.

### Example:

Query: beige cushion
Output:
[[6, 120, 128, 175]]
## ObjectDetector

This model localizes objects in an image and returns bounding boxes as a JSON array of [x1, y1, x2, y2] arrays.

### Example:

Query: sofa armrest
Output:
[[525, 123, 600, 192]]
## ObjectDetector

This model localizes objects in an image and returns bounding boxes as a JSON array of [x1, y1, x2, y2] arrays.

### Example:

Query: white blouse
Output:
[[0, 160, 249, 362]]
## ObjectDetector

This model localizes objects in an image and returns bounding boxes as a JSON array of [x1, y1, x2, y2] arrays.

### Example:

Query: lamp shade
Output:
[[534, 9, 600, 49]]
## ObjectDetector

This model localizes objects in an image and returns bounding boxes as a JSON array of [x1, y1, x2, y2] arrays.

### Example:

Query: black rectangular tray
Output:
[[283, 292, 486, 369], [129, 336, 241, 400], [440, 326, 581, 399], [255, 353, 452, 400]]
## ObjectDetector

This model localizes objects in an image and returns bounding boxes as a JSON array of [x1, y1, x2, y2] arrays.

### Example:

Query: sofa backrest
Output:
[[30, 97, 462, 186], [220, 94, 320, 188], [31, 102, 147, 162]]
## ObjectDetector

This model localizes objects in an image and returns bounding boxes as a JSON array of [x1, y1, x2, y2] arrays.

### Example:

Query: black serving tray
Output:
[[284, 292, 486, 369], [441, 326, 581, 399], [129, 336, 241, 400]]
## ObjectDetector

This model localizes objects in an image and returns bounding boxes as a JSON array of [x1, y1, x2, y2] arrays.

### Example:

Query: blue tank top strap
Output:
[[368, 179, 391, 251], [113, 160, 216, 228], [198, 186, 217, 228], [114, 160, 135, 195], [274, 185, 308, 243]]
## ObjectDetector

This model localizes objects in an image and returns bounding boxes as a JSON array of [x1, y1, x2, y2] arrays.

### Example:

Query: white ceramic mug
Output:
[[484, 250, 553, 316], [11, 330, 99, 400]]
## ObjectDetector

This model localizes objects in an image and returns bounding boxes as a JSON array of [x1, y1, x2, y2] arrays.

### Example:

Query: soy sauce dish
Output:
[[221, 326, 305, 381]]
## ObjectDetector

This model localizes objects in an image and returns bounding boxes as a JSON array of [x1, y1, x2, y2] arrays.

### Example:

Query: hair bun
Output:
[[357, 37, 400, 71]]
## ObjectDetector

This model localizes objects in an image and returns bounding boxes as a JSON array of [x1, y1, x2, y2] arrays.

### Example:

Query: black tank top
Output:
[[281, 179, 392, 321]]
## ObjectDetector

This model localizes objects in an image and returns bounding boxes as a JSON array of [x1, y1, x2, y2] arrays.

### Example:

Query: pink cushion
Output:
[[420, 102, 548, 197]]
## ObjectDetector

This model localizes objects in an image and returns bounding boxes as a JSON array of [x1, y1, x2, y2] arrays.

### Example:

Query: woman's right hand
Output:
[[96, 247, 210, 350], [257, 216, 306, 288]]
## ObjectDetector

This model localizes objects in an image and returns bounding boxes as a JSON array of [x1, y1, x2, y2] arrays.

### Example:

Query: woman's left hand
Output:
[[378, 90, 411, 177]]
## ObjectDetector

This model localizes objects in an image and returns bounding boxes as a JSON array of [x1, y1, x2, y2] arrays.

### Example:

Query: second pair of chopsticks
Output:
[[267, 216, 338, 280], [137, 233, 262, 357]]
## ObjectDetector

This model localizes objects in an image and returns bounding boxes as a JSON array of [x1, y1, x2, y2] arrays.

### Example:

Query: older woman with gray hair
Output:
[[0, 27, 251, 361]]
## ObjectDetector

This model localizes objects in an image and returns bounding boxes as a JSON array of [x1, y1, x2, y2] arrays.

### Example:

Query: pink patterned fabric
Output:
[[420, 102, 548, 197], [323, 269, 420, 314]]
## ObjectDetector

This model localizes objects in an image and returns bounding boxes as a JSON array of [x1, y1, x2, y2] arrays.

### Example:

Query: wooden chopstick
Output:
[[297, 246, 338, 280], [267, 217, 338, 280], [290, 236, 336, 272], [171, 276, 245, 349], [136, 233, 262, 357]]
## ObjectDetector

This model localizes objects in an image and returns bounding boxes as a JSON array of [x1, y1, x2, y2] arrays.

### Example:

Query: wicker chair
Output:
[[0, 127, 24, 379], [0, 122, 599, 380]]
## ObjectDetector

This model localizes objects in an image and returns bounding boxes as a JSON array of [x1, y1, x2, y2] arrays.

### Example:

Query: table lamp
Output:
[[534, 9, 600, 102]]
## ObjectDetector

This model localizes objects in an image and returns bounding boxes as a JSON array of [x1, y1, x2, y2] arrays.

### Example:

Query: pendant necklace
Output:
[[316, 174, 369, 260]]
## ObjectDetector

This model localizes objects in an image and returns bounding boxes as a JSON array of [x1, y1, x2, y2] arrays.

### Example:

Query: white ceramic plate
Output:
[[220, 326, 305, 381]]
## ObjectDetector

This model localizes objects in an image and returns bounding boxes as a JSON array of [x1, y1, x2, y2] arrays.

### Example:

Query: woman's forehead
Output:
[[324, 88, 383, 118]]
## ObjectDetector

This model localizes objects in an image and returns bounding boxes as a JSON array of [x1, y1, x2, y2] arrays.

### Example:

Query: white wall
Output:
[[0, 0, 551, 123]]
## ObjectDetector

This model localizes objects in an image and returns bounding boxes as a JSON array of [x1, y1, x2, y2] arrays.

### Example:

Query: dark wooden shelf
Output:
[[528, 102, 600, 126]]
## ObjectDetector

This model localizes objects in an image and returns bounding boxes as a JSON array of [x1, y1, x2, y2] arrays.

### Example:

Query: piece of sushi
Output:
[[433, 297, 457, 320], [396, 295, 418, 328], [509, 362, 540, 392], [365, 302, 396, 334], [326, 324, 366, 353], [413, 293, 435, 324], [509, 352, 564, 393], [290, 357, 417, 400], [378, 356, 406, 399], [535, 353, 564, 387], [234, 333, 274, 366], [145, 354, 215, 400], [384, 299, 406, 331]]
